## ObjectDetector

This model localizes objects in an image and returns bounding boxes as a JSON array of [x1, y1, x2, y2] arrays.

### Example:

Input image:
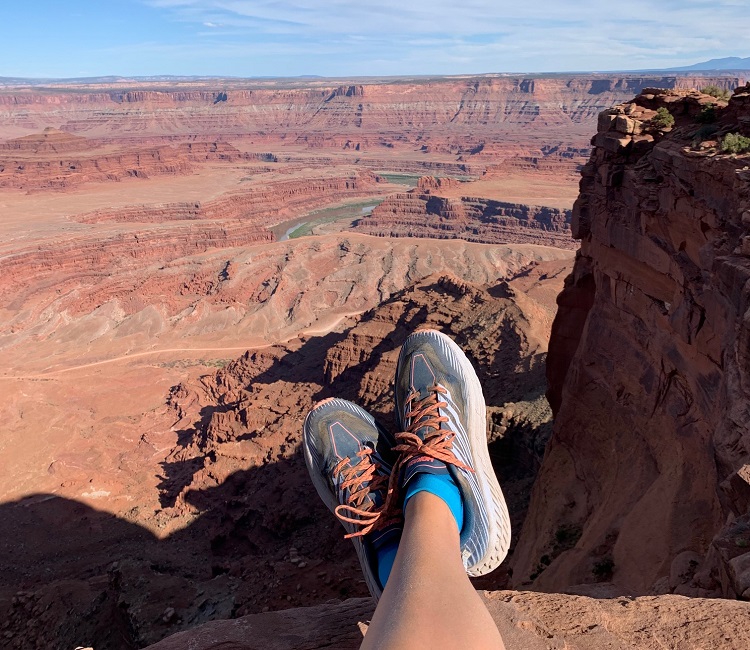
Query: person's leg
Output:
[[361, 491, 505, 650]]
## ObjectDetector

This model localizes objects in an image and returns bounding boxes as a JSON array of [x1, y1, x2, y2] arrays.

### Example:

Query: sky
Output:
[[1, 0, 749, 78]]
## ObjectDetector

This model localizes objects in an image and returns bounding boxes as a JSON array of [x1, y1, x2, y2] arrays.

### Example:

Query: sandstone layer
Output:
[[512, 85, 750, 599], [0, 131, 275, 191], [144, 591, 750, 650], [354, 175, 574, 248], [1, 75, 744, 178]]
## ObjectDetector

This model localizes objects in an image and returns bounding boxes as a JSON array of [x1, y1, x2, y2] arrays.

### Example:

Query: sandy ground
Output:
[[438, 174, 580, 209]]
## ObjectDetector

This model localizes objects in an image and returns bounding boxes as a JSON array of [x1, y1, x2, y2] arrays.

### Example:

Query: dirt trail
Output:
[[1, 310, 366, 379]]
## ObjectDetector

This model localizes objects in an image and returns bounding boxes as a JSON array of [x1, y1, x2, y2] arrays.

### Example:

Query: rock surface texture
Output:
[[143, 591, 750, 650], [513, 85, 750, 599]]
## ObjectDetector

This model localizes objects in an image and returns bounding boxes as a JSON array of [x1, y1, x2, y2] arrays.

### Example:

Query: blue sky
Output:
[[1, 0, 748, 78]]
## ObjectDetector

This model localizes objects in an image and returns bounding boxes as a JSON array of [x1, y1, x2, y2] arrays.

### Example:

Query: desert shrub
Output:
[[696, 103, 717, 124], [650, 107, 675, 130], [720, 132, 750, 154], [701, 85, 731, 101]]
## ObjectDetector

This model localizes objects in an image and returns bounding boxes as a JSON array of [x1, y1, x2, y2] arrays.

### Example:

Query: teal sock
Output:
[[375, 540, 399, 587], [403, 472, 463, 531], [370, 526, 401, 589]]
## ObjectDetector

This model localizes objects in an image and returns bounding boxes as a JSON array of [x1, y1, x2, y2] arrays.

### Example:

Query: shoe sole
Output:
[[397, 329, 511, 576], [302, 397, 384, 600]]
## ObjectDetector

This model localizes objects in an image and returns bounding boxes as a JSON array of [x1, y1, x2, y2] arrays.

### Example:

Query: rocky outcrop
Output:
[[354, 176, 574, 248], [143, 591, 750, 650], [0, 127, 89, 152], [0, 147, 194, 190], [512, 85, 750, 598]]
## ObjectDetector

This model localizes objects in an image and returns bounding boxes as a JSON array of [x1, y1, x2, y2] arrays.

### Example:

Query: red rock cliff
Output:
[[512, 85, 750, 598]]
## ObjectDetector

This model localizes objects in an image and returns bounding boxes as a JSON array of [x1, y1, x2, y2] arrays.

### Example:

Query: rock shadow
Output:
[[157, 301, 431, 508], [1, 452, 370, 650]]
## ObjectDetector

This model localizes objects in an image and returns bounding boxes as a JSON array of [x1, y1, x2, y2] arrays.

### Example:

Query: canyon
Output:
[[1, 72, 749, 649]]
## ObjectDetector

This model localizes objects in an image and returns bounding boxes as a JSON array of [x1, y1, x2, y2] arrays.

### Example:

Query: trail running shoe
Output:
[[394, 329, 511, 576], [303, 398, 400, 600]]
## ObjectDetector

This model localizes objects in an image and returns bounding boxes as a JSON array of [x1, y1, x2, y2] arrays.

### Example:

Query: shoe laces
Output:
[[373, 385, 474, 524], [333, 446, 400, 538], [333, 385, 473, 538], [393, 385, 474, 472]]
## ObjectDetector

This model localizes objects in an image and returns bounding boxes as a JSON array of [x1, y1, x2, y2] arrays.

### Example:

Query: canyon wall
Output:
[[512, 85, 750, 598], [1, 76, 744, 173], [354, 176, 574, 248], [0, 77, 740, 134], [0, 131, 276, 190]]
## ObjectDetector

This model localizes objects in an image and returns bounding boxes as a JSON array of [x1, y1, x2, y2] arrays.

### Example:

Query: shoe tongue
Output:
[[408, 389, 440, 438], [369, 524, 401, 550], [400, 455, 449, 488]]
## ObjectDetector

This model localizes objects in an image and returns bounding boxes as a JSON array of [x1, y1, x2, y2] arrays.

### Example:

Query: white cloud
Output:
[[139, 0, 750, 74]]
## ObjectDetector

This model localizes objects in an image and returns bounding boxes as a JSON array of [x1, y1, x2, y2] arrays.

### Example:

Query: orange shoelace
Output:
[[334, 447, 399, 538], [391, 385, 474, 473], [333, 385, 473, 539]]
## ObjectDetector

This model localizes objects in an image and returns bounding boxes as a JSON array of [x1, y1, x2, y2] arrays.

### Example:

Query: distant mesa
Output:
[[0, 128, 90, 153], [667, 56, 750, 71], [353, 175, 574, 248]]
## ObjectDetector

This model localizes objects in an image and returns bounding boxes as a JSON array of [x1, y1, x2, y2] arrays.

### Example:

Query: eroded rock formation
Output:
[[512, 85, 750, 598], [354, 176, 574, 248], [0, 244, 572, 649], [0, 169, 388, 319], [0, 135, 276, 190]]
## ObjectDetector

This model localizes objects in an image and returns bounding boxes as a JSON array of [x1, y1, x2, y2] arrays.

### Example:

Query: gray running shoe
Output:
[[394, 329, 511, 576], [303, 398, 401, 600]]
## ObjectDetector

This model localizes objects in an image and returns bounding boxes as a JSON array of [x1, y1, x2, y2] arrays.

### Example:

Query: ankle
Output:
[[403, 471, 463, 533], [404, 490, 460, 534]]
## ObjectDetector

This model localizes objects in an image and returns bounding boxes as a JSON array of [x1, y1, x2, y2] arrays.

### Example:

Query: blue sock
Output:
[[375, 540, 399, 587], [403, 472, 464, 531], [370, 526, 401, 588]]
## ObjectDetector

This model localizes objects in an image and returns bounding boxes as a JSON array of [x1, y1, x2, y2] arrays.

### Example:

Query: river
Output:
[[273, 199, 384, 241]]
